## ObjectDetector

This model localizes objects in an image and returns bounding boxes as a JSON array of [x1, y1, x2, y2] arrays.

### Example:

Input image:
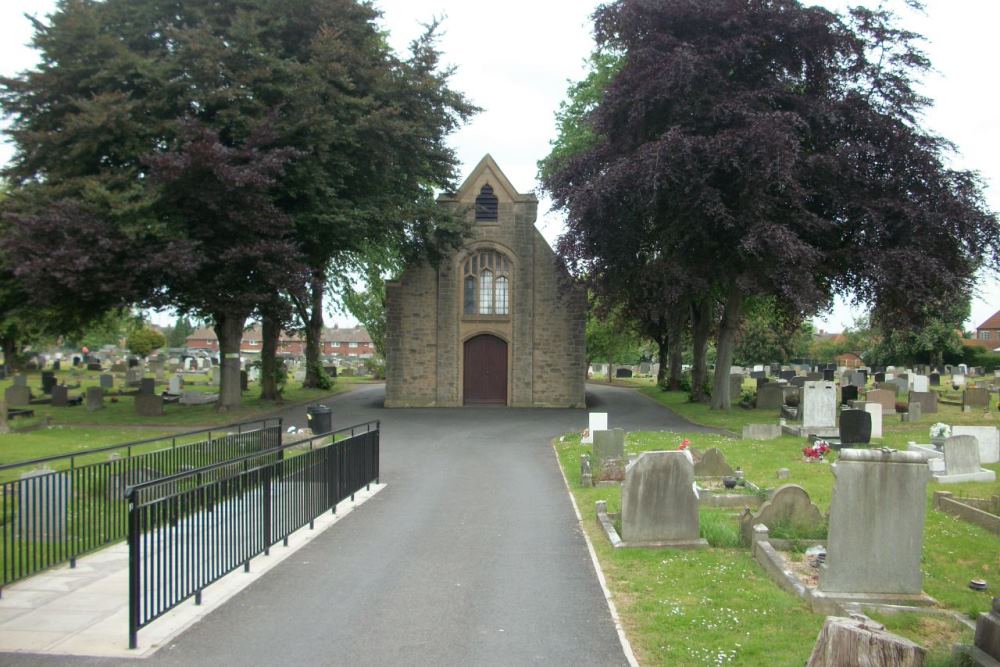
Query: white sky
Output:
[[1, 0, 997, 332]]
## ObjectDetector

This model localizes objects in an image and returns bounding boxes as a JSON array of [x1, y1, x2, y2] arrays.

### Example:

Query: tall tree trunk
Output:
[[1, 335, 17, 374], [260, 315, 280, 401], [656, 334, 669, 388], [690, 299, 712, 402], [710, 288, 745, 410], [668, 311, 687, 391], [303, 269, 325, 388], [213, 312, 248, 411]]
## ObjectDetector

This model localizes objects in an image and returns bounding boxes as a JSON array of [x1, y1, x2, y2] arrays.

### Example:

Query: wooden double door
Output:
[[463, 334, 508, 406]]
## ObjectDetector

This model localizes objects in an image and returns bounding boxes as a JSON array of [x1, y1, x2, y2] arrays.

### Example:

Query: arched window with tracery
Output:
[[463, 249, 511, 315]]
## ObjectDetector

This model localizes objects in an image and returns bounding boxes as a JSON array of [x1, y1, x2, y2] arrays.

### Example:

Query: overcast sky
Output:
[[2, 0, 997, 332]]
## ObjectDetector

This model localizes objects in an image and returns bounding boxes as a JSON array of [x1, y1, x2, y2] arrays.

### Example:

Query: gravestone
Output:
[[41, 371, 56, 394], [820, 449, 929, 596], [963, 388, 990, 411], [5, 384, 30, 406], [638, 362, 651, 375], [693, 448, 734, 477], [823, 369, 835, 382], [620, 451, 706, 546], [52, 359, 61, 371], [211, 366, 221, 385], [779, 370, 796, 381], [50, 385, 70, 407], [866, 389, 895, 413], [951, 426, 999, 465], [897, 373, 910, 391], [802, 382, 837, 430], [580, 455, 592, 487], [742, 424, 782, 440], [135, 393, 164, 417], [806, 372, 823, 382], [953, 374, 966, 388], [739, 484, 823, 545], [615, 367, 632, 378], [139, 378, 156, 395], [126, 367, 142, 387], [127, 357, 139, 368], [943, 435, 982, 476], [99, 373, 114, 390], [85, 387, 104, 412], [908, 391, 937, 415], [839, 409, 872, 446], [846, 371, 865, 387], [874, 372, 885, 384], [790, 377, 807, 388], [168, 375, 183, 395], [857, 401, 883, 439], [751, 370, 766, 380], [905, 401, 921, 422], [911, 374, 929, 393], [240, 370, 249, 391], [582, 412, 608, 444], [755, 377, 769, 392], [730, 374, 743, 401], [13, 374, 27, 388], [0, 398, 7, 433], [840, 385, 859, 405], [972, 598, 1000, 663], [18, 469, 71, 540], [756, 383, 785, 410], [929, 373, 940, 387], [592, 428, 626, 481]]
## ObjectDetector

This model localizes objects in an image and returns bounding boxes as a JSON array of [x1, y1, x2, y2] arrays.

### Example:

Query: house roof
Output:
[[186, 325, 370, 344], [977, 309, 1000, 331]]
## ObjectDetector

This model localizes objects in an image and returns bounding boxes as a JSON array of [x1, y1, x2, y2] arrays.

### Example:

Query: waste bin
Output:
[[306, 404, 332, 435]]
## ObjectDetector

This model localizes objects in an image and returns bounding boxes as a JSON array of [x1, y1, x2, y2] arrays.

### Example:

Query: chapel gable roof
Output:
[[438, 154, 537, 205]]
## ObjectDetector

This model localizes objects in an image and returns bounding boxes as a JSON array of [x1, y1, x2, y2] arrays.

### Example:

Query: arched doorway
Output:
[[463, 334, 508, 406]]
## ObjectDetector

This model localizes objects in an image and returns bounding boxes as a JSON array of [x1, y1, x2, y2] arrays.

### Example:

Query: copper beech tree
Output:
[[543, 0, 999, 408]]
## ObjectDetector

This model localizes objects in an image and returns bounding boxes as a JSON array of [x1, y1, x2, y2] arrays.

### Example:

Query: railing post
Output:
[[262, 466, 272, 556], [127, 488, 140, 650]]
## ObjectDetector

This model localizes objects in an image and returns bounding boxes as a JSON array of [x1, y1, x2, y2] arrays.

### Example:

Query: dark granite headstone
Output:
[[755, 377, 769, 391], [779, 370, 796, 381], [240, 370, 249, 390], [908, 391, 938, 414], [806, 373, 823, 381], [100, 374, 114, 390], [823, 369, 835, 381], [615, 368, 632, 378], [790, 376, 807, 388], [52, 360, 61, 371], [839, 409, 872, 445], [840, 385, 859, 404], [41, 371, 57, 394], [874, 372, 885, 384], [751, 370, 766, 380], [128, 357, 140, 368], [139, 378, 156, 395], [87, 362, 103, 371], [929, 373, 940, 387], [50, 385, 70, 407]]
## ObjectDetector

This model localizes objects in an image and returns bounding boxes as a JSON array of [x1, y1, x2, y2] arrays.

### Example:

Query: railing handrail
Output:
[[126, 420, 379, 500], [0, 416, 283, 472]]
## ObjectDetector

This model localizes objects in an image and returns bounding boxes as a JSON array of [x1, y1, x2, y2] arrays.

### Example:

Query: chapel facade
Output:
[[384, 155, 586, 408]]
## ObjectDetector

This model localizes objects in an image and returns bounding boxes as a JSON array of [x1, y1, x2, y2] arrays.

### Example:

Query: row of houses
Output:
[[185, 324, 375, 358]]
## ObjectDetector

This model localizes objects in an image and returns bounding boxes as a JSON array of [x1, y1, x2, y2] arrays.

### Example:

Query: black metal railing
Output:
[[127, 420, 379, 649], [0, 418, 282, 590]]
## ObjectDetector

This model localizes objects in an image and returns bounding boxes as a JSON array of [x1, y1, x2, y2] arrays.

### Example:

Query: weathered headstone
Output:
[[50, 384, 70, 407], [86, 386, 104, 412], [755, 377, 769, 392], [943, 435, 982, 476], [739, 484, 823, 545], [951, 426, 1000, 465], [4, 384, 30, 406], [904, 401, 921, 422], [806, 616, 925, 667], [790, 376, 807, 388], [742, 424, 782, 440], [693, 448, 734, 477], [615, 367, 632, 378], [126, 367, 142, 387], [580, 455, 592, 487], [168, 374, 182, 394], [963, 388, 990, 411], [730, 374, 744, 401], [972, 598, 1000, 663], [839, 409, 872, 446], [211, 366, 221, 385], [240, 370, 249, 391], [135, 393, 164, 417], [592, 428, 626, 481], [99, 373, 114, 390], [582, 412, 608, 444], [820, 449, 929, 596], [620, 451, 706, 546], [907, 391, 937, 415], [873, 372, 885, 384], [18, 469, 71, 540], [0, 397, 8, 433], [139, 378, 156, 395], [802, 382, 837, 430], [779, 370, 796, 381], [751, 370, 766, 380], [840, 385, 859, 405], [757, 383, 785, 410], [866, 389, 895, 413]]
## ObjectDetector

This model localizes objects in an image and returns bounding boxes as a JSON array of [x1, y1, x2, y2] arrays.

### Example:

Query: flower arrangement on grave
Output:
[[929, 423, 951, 439], [802, 440, 830, 461], [894, 401, 908, 414], [678, 438, 690, 451]]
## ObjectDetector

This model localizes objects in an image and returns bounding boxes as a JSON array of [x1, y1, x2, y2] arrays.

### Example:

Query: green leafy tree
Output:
[[586, 302, 642, 382], [165, 316, 196, 349], [126, 327, 166, 358]]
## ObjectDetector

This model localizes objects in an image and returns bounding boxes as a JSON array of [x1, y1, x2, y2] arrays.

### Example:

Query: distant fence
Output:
[[128, 420, 379, 648], [0, 418, 282, 590]]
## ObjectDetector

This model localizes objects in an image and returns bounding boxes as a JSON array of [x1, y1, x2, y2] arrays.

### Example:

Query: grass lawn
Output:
[[557, 385, 999, 665]]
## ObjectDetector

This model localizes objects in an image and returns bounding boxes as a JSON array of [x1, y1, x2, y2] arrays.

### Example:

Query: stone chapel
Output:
[[384, 155, 586, 408]]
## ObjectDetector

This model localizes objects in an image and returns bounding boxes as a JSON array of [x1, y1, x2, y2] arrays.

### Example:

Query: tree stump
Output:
[[807, 615, 925, 667]]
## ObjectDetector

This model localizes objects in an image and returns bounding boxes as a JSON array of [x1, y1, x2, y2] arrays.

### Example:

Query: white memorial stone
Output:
[[911, 374, 929, 393], [951, 426, 999, 464], [583, 412, 608, 444], [802, 381, 837, 430]]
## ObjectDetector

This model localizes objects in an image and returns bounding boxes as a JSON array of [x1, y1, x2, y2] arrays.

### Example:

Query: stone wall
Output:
[[384, 261, 439, 407]]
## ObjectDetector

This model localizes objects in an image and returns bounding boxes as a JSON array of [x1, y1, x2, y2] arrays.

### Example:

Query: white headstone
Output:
[[855, 401, 883, 439], [802, 381, 837, 430], [911, 374, 929, 393], [583, 412, 608, 444], [168, 375, 183, 395], [943, 435, 981, 475], [952, 374, 966, 387]]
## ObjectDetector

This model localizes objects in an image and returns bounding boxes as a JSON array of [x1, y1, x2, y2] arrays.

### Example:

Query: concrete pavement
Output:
[[1, 382, 715, 666]]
